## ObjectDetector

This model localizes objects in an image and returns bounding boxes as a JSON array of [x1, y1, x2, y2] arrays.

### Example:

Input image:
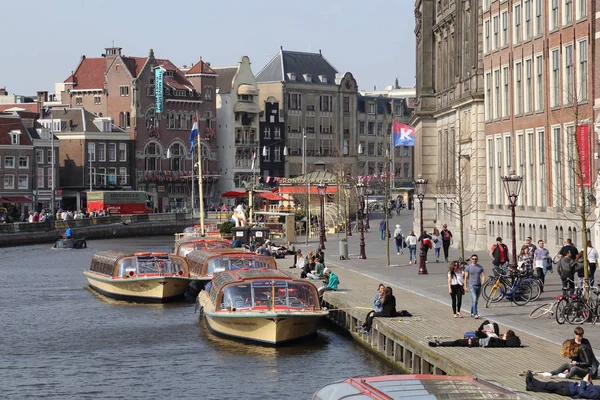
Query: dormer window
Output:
[[319, 75, 327, 83], [165, 70, 174, 78], [303, 74, 312, 82], [9, 130, 20, 145], [287, 72, 296, 81]]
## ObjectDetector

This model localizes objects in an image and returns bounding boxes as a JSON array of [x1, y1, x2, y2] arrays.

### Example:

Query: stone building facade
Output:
[[412, 0, 488, 250]]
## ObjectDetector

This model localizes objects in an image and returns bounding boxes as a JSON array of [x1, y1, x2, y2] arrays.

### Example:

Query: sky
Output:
[[1, 0, 415, 96]]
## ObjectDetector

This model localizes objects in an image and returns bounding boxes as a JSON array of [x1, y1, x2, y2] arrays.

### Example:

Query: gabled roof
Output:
[[0, 115, 33, 145], [187, 59, 217, 75], [48, 108, 124, 133], [214, 66, 238, 94], [64, 57, 106, 90], [122, 57, 147, 77], [256, 50, 338, 84], [357, 94, 391, 114], [157, 59, 196, 92]]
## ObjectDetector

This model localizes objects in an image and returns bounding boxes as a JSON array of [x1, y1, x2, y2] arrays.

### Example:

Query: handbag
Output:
[[460, 286, 465, 295]]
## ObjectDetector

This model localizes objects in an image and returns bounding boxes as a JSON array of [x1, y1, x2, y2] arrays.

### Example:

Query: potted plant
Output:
[[219, 221, 235, 239]]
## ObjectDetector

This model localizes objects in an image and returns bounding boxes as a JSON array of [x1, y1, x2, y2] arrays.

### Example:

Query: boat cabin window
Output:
[[117, 256, 185, 275], [178, 243, 196, 257], [90, 258, 115, 275], [219, 280, 318, 310], [178, 241, 232, 257], [207, 256, 274, 276]]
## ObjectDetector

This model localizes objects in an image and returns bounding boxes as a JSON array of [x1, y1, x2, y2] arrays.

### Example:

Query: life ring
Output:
[[133, 252, 151, 256]]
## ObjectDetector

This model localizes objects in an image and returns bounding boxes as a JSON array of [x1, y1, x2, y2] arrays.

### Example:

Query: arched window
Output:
[[205, 110, 213, 131], [125, 112, 130, 128], [559, 227, 564, 244], [176, 113, 182, 130], [169, 142, 185, 171], [544, 225, 548, 243], [572, 228, 577, 247], [555, 226, 559, 246], [168, 113, 175, 129], [119, 112, 125, 128], [182, 113, 188, 130], [144, 142, 162, 171]]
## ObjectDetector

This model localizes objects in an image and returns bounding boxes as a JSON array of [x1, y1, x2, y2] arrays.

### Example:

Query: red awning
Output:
[[2, 196, 33, 203], [257, 192, 286, 201], [279, 186, 338, 194], [220, 191, 247, 199]]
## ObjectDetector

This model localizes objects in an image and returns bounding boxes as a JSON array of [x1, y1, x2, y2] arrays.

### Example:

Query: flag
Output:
[[251, 150, 256, 170], [392, 120, 415, 147], [189, 116, 198, 153]]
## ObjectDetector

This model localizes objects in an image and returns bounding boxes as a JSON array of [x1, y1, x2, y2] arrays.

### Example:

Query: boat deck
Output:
[[287, 264, 567, 399]]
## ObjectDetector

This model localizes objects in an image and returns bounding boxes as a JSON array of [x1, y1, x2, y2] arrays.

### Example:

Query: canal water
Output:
[[1, 236, 397, 400]]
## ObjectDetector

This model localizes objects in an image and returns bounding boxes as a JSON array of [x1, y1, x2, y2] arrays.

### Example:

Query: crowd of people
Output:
[[386, 221, 454, 264]]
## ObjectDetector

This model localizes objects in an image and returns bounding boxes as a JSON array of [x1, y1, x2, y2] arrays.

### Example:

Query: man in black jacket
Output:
[[489, 237, 509, 270]]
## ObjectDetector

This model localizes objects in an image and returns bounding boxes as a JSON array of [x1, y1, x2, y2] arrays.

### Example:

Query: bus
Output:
[[87, 191, 153, 215]]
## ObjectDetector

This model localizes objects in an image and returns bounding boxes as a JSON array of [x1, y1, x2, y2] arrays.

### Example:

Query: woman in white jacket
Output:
[[405, 230, 418, 264], [432, 228, 444, 263], [587, 240, 598, 285]]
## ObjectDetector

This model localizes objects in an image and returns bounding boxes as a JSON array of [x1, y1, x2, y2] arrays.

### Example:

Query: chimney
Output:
[[105, 46, 122, 69], [36, 91, 48, 118], [0, 87, 7, 96]]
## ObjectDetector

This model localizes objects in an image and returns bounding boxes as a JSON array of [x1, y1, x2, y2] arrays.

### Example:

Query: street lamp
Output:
[[345, 184, 352, 237], [317, 181, 326, 250], [502, 170, 523, 268], [357, 181, 367, 259], [414, 175, 428, 275]]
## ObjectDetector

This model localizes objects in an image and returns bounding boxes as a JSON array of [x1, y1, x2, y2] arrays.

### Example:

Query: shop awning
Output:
[[220, 190, 247, 199], [233, 102, 261, 114], [279, 186, 338, 194], [257, 192, 286, 201], [3, 196, 33, 203]]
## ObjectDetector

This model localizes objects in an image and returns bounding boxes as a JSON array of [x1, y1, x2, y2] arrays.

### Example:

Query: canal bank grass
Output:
[[284, 262, 567, 400]]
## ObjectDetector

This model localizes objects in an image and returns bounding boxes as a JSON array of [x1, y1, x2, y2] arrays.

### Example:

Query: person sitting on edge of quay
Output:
[[539, 339, 599, 380], [291, 249, 304, 270], [441, 224, 453, 262], [373, 283, 385, 313], [428, 325, 521, 348], [316, 248, 325, 265], [318, 269, 339, 297], [393, 224, 404, 255], [405, 230, 418, 264], [307, 257, 324, 280], [464, 254, 485, 320], [300, 254, 313, 279], [231, 237, 242, 248], [448, 260, 465, 318], [360, 286, 397, 334], [525, 371, 600, 399]]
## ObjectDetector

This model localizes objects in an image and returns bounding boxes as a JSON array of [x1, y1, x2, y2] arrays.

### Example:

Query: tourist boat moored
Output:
[[173, 238, 232, 257], [185, 250, 275, 283], [198, 269, 328, 345], [84, 251, 190, 302]]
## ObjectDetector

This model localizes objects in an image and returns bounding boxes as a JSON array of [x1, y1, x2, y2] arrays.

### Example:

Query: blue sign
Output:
[[155, 68, 164, 114]]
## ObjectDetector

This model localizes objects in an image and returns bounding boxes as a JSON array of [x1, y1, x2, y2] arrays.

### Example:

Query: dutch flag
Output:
[[189, 116, 198, 153]]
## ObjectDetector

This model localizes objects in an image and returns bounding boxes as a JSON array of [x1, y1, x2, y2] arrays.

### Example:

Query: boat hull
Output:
[[84, 271, 189, 303]]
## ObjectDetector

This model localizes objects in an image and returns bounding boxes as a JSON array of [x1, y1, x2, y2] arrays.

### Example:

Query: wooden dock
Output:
[[293, 265, 570, 399]]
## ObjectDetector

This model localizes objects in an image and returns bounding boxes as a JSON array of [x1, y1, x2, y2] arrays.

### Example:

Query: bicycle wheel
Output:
[[512, 283, 532, 306], [526, 279, 542, 302], [482, 279, 494, 301], [564, 300, 588, 325], [530, 302, 554, 319], [556, 298, 568, 324], [486, 283, 503, 308]]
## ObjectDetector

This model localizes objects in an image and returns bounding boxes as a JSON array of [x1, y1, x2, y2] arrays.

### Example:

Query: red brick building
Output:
[[61, 47, 219, 212], [483, 0, 596, 251]]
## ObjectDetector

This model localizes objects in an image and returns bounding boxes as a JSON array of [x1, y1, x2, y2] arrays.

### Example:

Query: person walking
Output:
[[464, 254, 485, 319], [533, 240, 550, 290], [432, 228, 443, 263], [393, 224, 404, 255], [441, 224, 452, 262], [405, 230, 418, 264], [587, 240, 598, 286], [379, 217, 387, 241], [447, 260, 464, 318], [558, 251, 576, 296], [560, 238, 579, 259], [489, 237, 509, 272]]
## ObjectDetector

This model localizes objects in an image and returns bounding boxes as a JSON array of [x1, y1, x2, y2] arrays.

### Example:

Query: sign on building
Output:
[[155, 68, 164, 114]]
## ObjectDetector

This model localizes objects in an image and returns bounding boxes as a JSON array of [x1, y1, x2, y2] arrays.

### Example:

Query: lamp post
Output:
[[345, 184, 352, 237], [502, 171, 523, 268], [317, 181, 326, 250], [357, 181, 367, 259], [414, 175, 428, 275]]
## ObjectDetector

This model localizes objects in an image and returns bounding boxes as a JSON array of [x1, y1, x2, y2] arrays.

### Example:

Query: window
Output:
[[119, 143, 127, 161], [119, 112, 125, 128], [494, 70, 500, 119], [368, 122, 374, 135], [94, 96, 101, 105], [147, 79, 155, 97], [538, 130, 547, 207], [75, 97, 83, 106], [4, 174, 14, 189], [37, 167, 44, 188], [524, 0, 532, 40], [514, 4, 522, 44], [359, 122, 365, 135], [108, 168, 116, 184], [88, 143, 95, 162], [525, 59, 533, 113], [120, 86, 129, 96], [553, 127, 563, 206], [551, 49, 560, 107], [274, 146, 281, 162], [492, 15, 499, 50], [535, 0, 543, 35], [98, 167, 106, 185], [514, 62, 523, 115], [368, 103, 375, 114], [36, 149, 43, 165], [564, 44, 573, 104], [501, 11, 509, 46], [564, 0, 572, 25], [98, 143, 106, 162], [505, 136, 512, 169], [274, 127, 281, 139], [125, 112, 130, 128], [535, 55, 544, 112], [485, 72, 492, 120], [288, 93, 301, 110], [320, 95, 332, 112], [118, 167, 127, 185], [377, 123, 383, 136], [550, 0, 559, 30], [263, 146, 271, 162], [18, 175, 28, 189], [488, 139, 495, 206], [578, 39, 588, 102], [264, 127, 271, 139], [343, 97, 350, 112], [503, 66, 510, 117], [205, 86, 212, 100], [484, 19, 490, 53], [5, 156, 15, 168], [168, 143, 184, 171], [47, 149, 52, 164], [109, 143, 116, 162], [145, 143, 161, 171], [9, 130, 20, 145], [47, 166, 53, 188], [577, 0, 587, 19], [18, 156, 28, 168]]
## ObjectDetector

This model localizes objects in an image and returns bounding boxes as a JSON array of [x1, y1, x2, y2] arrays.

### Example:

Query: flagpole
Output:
[[196, 113, 205, 236], [191, 142, 195, 215], [249, 149, 255, 226]]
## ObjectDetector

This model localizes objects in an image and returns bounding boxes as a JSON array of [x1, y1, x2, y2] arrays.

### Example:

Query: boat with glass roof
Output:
[[84, 251, 190, 302], [185, 250, 276, 283], [173, 238, 232, 257], [198, 269, 328, 345]]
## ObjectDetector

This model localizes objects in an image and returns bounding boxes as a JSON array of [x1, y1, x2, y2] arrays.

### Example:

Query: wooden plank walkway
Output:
[[286, 264, 568, 399]]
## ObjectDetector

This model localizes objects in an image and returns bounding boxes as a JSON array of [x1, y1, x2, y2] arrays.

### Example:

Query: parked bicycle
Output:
[[485, 272, 532, 307]]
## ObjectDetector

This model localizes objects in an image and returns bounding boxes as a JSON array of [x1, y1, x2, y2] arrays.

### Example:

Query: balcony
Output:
[[234, 139, 258, 147], [235, 159, 252, 168]]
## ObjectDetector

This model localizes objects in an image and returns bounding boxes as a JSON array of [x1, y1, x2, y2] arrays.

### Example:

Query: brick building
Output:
[[61, 47, 219, 212], [483, 0, 596, 251]]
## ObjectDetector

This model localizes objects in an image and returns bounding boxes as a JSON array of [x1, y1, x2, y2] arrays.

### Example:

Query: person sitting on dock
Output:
[[540, 339, 599, 380], [359, 287, 397, 334], [307, 257, 324, 280], [525, 371, 600, 398], [318, 270, 338, 297]]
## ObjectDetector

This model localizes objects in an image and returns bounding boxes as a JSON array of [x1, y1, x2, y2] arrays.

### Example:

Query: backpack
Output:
[[443, 231, 451, 241]]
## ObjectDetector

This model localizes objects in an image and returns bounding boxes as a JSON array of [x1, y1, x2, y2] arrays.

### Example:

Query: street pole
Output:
[[303, 131, 309, 245], [345, 184, 351, 237], [365, 184, 370, 230], [415, 175, 428, 275], [318, 182, 326, 250], [191, 143, 195, 216], [358, 182, 367, 259], [50, 112, 55, 217], [510, 203, 517, 267], [502, 171, 523, 269], [197, 113, 205, 236], [89, 153, 93, 192]]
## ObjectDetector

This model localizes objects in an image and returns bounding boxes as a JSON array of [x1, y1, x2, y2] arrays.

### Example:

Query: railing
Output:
[[234, 139, 258, 147]]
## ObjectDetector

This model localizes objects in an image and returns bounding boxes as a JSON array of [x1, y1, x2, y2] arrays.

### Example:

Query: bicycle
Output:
[[529, 296, 567, 320], [485, 273, 532, 307], [562, 286, 600, 325]]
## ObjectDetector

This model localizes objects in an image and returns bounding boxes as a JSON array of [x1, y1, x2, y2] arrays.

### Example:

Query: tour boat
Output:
[[84, 251, 190, 302], [198, 269, 328, 345], [312, 375, 527, 400], [173, 238, 232, 257], [185, 250, 275, 283]]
